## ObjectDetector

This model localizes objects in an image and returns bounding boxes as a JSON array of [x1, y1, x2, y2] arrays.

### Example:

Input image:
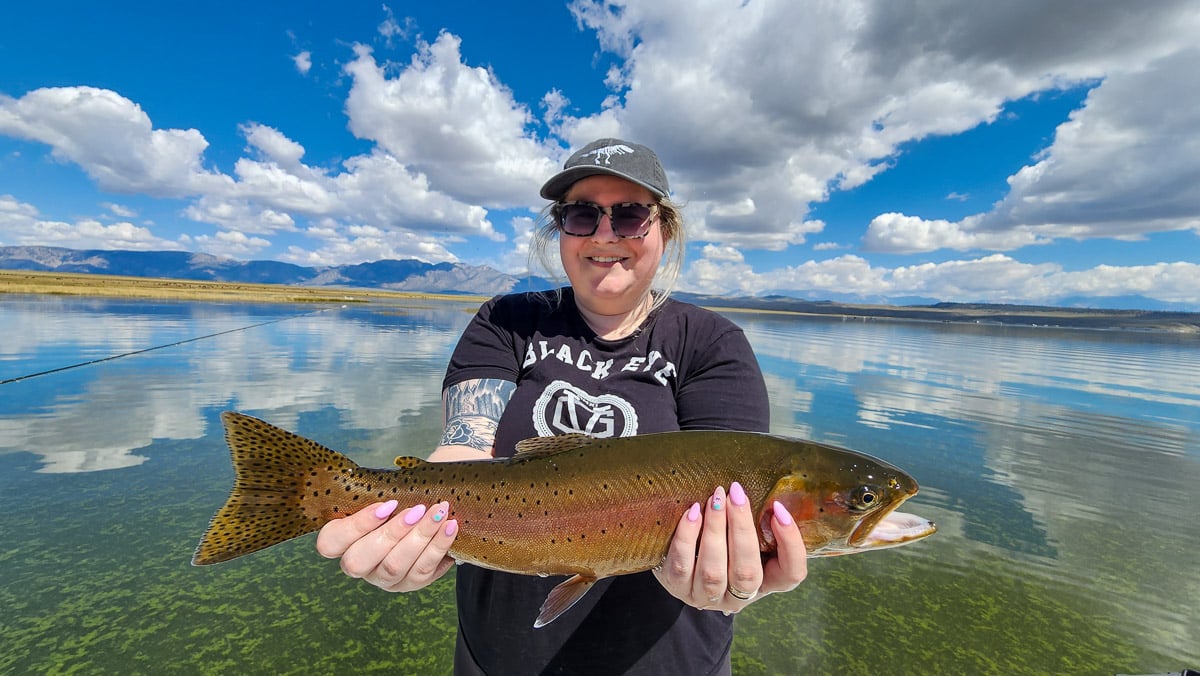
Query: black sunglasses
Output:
[[553, 201, 658, 239]]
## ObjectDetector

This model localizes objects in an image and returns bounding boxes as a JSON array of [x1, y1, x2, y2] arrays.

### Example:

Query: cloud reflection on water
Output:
[[0, 298, 474, 472], [741, 313, 1200, 661], [3, 297, 1198, 663]]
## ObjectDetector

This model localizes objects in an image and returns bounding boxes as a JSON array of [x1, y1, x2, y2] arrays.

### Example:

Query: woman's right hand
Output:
[[315, 500, 459, 592]]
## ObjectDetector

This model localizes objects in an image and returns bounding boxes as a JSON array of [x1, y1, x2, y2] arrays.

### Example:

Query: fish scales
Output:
[[194, 411, 936, 627], [415, 434, 792, 576]]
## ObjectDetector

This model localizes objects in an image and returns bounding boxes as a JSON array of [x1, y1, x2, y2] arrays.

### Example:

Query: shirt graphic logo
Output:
[[532, 380, 638, 438], [586, 144, 635, 165]]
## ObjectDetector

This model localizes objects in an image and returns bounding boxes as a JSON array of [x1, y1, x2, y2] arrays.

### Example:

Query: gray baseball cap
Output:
[[540, 138, 669, 200]]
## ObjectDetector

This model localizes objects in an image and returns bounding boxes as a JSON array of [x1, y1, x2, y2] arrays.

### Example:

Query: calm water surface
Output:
[[2, 295, 1197, 674]]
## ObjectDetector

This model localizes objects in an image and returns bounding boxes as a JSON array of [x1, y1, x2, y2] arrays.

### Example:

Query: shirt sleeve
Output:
[[443, 296, 522, 389], [675, 324, 770, 433]]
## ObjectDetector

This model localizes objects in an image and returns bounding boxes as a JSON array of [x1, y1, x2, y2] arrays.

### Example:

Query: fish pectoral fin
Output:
[[534, 574, 598, 628]]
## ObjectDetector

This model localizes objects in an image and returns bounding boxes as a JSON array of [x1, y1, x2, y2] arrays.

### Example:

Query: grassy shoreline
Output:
[[3, 269, 1197, 332], [0, 269, 486, 305]]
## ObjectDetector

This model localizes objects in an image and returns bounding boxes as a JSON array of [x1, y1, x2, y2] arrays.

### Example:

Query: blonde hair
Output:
[[528, 197, 687, 313]]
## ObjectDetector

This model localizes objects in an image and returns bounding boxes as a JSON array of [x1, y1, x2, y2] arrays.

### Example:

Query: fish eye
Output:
[[851, 486, 882, 511]]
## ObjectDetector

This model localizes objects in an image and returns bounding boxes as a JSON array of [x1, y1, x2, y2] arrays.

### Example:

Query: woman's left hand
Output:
[[652, 482, 808, 614]]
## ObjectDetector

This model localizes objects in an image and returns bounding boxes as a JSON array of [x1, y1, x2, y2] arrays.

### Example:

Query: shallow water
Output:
[[2, 296, 1197, 674]]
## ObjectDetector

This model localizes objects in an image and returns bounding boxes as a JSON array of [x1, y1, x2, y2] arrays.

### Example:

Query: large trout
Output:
[[194, 412, 935, 627]]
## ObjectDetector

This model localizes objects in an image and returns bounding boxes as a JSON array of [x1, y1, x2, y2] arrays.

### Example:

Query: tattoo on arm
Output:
[[441, 379, 516, 452]]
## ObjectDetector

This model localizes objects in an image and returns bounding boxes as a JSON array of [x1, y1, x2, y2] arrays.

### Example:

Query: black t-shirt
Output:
[[443, 289, 770, 675]]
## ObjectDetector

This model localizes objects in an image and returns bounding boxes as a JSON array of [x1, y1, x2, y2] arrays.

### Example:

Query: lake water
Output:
[[2, 294, 1197, 675]]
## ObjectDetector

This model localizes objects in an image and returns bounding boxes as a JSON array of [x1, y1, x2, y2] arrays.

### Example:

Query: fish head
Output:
[[761, 443, 936, 557]]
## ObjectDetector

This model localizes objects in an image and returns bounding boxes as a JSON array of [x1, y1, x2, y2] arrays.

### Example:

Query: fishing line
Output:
[[1, 307, 335, 386]]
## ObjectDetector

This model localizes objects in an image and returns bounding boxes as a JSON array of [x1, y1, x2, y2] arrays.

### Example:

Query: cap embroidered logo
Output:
[[586, 144, 635, 165]]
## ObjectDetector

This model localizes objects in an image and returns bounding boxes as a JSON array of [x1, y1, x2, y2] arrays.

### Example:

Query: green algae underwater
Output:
[[0, 421, 1183, 675], [3, 297, 1198, 674]]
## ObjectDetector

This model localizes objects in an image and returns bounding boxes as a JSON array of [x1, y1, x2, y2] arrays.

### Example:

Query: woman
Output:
[[316, 138, 809, 674]]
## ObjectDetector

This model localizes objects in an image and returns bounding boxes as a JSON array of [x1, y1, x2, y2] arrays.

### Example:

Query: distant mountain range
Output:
[[0, 246, 555, 295], [3, 246, 1197, 330]]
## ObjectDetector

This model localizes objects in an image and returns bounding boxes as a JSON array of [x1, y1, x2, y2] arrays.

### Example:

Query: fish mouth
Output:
[[850, 510, 937, 550]]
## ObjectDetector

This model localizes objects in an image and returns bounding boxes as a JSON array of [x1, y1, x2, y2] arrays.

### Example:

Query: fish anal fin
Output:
[[534, 574, 598, 628], [514, 434, 595, 459]]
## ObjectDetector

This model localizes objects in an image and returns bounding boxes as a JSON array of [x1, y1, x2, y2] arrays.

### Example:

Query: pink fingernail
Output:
[[374, 500, 399, 520], [432, 503, 448, 523], [686, 502, 701, 522], [773, 501, 794, 527], [403, 504, 427, 525], [444, 519, 459, 537], [730, 481, 748, 507], [711, 486, 725, 512]]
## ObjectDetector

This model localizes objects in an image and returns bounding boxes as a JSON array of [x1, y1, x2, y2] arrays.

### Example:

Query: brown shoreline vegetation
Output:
[[3, 269, 1197, 333], [0, 269, 486, 305]]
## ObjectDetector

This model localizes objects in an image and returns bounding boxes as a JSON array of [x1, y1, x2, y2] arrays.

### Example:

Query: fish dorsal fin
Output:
[[514, 433, 596, 458], [393, 456, 422, 469], [535, 574, 598, 628]]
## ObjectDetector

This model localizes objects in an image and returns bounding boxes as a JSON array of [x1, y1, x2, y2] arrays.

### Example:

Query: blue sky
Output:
[[2, 1, 1199, 309]]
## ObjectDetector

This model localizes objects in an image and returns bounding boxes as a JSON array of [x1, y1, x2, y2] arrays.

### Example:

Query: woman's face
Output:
[[559, 175, 666, 317]]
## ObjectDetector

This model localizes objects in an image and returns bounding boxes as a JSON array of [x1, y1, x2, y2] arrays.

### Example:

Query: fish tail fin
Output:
[[192, 411, 361, 565]]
